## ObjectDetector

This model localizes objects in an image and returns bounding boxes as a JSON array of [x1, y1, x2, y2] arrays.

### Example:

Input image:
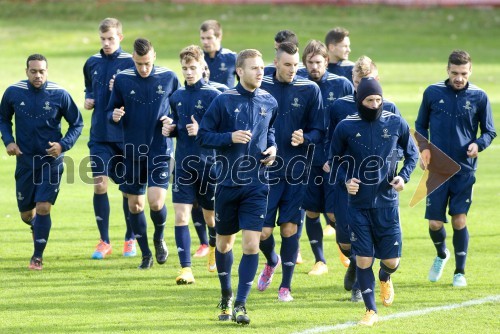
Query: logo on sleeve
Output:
[[177, 102, 182, 106], [130, 90, 136, 95], [355, 133, 362, 138], [20, 102, 25, 106], [234, 108, 240, 113], [439, 99, 445, 104]]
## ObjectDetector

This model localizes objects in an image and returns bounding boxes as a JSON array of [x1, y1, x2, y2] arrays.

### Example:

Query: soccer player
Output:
[[0, 54, 83, 270], [300, 39, 353, 276], [108, 38, 180, 269], [325, 27, 354, 83], [325, 55, 401, 301], [196, 49, 278, 325], [329, 77, 418, 326], [83, 18, 136, 260], [258, 42, 324, 301], [199, 20, 237, 87], [162, 45, 221, 284], [415, 50, 496, 287]]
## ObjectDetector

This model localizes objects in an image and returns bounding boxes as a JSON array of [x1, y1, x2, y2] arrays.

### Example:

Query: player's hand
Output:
[[232, 130, 252, 144], [84, 98, 95, 110], [345, 178, 361, 195], [46, 141, 62, 158], [186, 115, 199, 136], [109, 75, 115, 91], [467, 142, 479, 158], [160, 116, 176, 136], [419, 148, 431, 170], [291, 129, 304, 146], [390, 175, 405, 192], [260, 146, 277, 166], [112, 106, 125, 122], [6, 142, 22, 156], [322, 162, 331, 173]]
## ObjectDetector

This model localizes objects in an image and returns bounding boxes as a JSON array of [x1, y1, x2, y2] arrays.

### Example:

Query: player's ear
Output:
[[118, 33, 124, 42], [236, 67, 244, 78]]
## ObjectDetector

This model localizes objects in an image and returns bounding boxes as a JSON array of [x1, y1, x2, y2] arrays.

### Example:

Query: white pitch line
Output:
[[293, 295, 500, 334]]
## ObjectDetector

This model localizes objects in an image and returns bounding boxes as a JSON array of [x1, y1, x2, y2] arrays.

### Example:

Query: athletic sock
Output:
[[191, 205, 208, 245], [280, 234, 298, 290], [429, 226, 447, 259], [93, 193, 110, 243], [123, 197, 134, 240], [129, 211, 151, 256], [453, 227, 469, 275], [150, 205, 166, 241], [175, 225, 191, 267], [236, 253, 259, 304], [378, 267, 391, 282], [216, 248, 233, 292], [33, 213, 52, 258], [208, 226, 216, 247], [357, 266, 377, 312], [259, 234, 279, 266], [305, 215, 325, 263]]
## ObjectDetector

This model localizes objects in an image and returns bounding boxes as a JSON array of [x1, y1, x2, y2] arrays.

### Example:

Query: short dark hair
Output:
[[448, 50, 471, 68], [26, 54, 47, 68], [274, 30, 298, 47], [200, 20, 222, 37], [134, 38, 153, 56], [276, 42, 298, 59], [325, 27, 349, 46], [302, 40, 328, 65]]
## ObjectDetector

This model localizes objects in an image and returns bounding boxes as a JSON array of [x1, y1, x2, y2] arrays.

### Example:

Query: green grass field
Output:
[[0, 2, 499, 333]]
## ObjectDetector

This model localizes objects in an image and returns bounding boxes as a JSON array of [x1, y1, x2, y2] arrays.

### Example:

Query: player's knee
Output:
[[428, 220, 444, 231], [305, 211, 320, 219], [356, 256, 373, 269], [380, 260, 400, 274], [451, 215, 466, 230], [20, 211, 35, 225], [93, 180, 108, 194], [338, 243, 351, 257], [280, 223, 297, 238], [35, 202, 51, 215], [129, 202, 144, 214], [326, 212, 336, 223]]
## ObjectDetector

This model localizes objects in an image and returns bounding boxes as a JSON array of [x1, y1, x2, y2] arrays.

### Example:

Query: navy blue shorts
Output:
[[88, 141, 125, 184], [15, 162, 63, 212], [264, 179, 306, 227], [215, 183, 269, 235], [332, 183, 350, 244], [302, 166, 326, 213], [425, 172, 475, 222], [119, 156, 170, 195], [172, 167, 215, 210], [348, 207, 402, 260]]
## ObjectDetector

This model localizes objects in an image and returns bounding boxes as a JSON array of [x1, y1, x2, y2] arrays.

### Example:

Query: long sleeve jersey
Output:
[[308, 71, 354, 166], [107, 65, 180, 160], [327, 60, 355, 83], [330, 111, 418, 209], [204, 47, 237, 88], [83, 47, 134, 143], [0, 80, 83, 168], [168, 79, 221, 171], [196, 83, 278, 187], [261, 74, 324, 178], [415, 80, 496, 174]]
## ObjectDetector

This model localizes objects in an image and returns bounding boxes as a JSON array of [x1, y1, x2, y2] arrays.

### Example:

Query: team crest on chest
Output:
[[219, 63, 227, 72], [195, 100, 204, 109], [381, 128, 391, 139], [234, 108, 240, 113], [156, 85, 165, 95], [291, 98, 301, 108], [327, 92, 335, 101], [43, 101, 52, 111], [463, 100, 472, 111]]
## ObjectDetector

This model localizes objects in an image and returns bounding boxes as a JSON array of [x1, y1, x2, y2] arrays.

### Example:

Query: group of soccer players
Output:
[[0, 17, 496, 327]]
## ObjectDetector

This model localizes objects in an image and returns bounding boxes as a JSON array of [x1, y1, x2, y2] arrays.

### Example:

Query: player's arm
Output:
[[302, 86, 324, 145], [83, 61, 95, 110], [396, 119, 419, 184], [474, 93, 497, 153], [196, 97, 233, 149], [58, 92, 84, 153], [0, 89, 21, 155]]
